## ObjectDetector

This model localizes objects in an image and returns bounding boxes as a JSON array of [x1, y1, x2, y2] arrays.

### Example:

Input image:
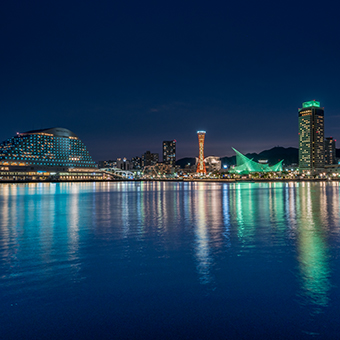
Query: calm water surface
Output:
[[1, 181, 340, 339]]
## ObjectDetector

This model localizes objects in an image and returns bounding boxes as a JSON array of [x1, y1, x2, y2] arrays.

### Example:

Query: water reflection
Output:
[[0, 183, 87, 285], [193, 184, 213, 285], [222, 185, 231, 246], [225, 181, 332, 309], [296, 183, 331, 309], [0, 181, 337, 312], [67, 184, 80, 271]]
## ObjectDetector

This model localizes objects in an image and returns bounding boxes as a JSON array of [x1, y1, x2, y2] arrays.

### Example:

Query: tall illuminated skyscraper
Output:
[[196, 131, 206, 174], [298, 100, 324, 172]]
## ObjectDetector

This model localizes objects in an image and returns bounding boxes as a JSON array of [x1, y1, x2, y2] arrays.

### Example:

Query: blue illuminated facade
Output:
[[0, 127, 97, 171]]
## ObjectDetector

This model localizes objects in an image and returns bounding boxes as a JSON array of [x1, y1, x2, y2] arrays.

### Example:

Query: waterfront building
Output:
[[162, 140, 176, 165], [143, 163, 176, 178], [0, 127, 97, 172], [204, 156, 221, 172], [324, 137, 336, 165], [229, 148, 283, 175], [196, 131, 206, 174], [142, 151, 159, 167], [298, 100, 325, 172]]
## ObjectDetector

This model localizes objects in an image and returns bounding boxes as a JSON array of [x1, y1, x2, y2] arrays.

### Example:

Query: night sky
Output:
[[1, 1, 340, 161]]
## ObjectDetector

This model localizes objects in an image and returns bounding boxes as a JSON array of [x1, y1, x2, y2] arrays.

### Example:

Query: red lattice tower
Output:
[[196, 131, 206, 174]]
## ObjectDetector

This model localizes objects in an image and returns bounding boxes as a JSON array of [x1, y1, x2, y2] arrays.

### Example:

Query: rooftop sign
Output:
[[302, 100, 321, 108]]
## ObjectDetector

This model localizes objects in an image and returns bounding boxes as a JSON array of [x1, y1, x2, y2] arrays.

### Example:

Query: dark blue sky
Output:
[[1, 0, 340, 160]]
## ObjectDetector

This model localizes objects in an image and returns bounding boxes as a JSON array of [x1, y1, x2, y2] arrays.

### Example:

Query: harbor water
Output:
[[0, 181, 339, 339]]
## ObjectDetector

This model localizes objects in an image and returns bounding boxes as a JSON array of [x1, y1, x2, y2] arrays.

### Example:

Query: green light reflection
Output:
[[296, 183, 331, 308]]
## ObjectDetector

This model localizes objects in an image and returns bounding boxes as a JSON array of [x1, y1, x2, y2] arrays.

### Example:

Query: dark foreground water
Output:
[[1, 181, 340, 339]]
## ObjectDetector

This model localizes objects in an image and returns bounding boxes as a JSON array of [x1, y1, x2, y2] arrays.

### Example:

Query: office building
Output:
[[131, 156, 142, 169], [325, 137, 336, 165], [142, 151, 159, 167], [116, 158, 133, 170], [298, 100, 324, 172], [162, 140, 176, 166]]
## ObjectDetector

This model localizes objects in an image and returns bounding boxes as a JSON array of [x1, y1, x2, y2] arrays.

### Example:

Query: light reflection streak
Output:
[[296, 183, 331, 309], [209, 185, 223, 248], [233, 183, 257, 243], [121, 182, 130, 238], [330, 182, 340, 235], [235, 183, 245, 239], [183, 183, 191, 225], [194, 184, 213, 285], [136, 182, 145, 237], [0, 185, 12, 267], [222, 184, 231, 247], [157, 182, 164, 233], [39, 184, 56, 262], [68, 184, 80, 260], [271, 183, 285, 236], [286, 182, 297, 235]]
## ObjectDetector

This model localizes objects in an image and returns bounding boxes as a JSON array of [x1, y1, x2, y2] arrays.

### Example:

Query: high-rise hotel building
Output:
[[0, 127, 97, 172], [298, 100, 324, 172]]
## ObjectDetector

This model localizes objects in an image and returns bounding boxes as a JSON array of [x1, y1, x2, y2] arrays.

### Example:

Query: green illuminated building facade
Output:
[[229, 148, 283, 175], [298, 100, 324, 172]]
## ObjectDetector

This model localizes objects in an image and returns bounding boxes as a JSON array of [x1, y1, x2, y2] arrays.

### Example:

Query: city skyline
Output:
[[2, 2, 340, 160], [0, 99, 336, 164]]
